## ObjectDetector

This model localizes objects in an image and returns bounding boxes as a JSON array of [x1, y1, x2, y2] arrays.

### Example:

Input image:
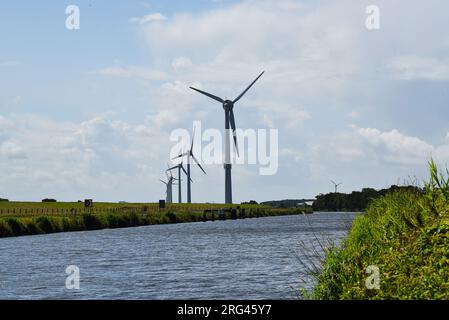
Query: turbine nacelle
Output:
[[223, 100, 234, 111]]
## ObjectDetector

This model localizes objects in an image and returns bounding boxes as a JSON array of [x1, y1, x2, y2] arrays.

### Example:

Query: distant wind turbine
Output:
[[330, 180, 342, 193], [167, 159, 191, 203], [160, 168, 177, 203], [172, 128, 206, 203], [189, 71, 265, 204]]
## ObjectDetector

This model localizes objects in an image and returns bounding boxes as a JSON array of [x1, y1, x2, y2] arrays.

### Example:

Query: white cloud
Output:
[[0, 141, 27, 159], [0, 114, 173, 201], [306, 126, 445, 169], [4, 0, 449, 201], [346, 110, 359, 118], [172, 57, 193, 71], [280, 148, 302, 163], [130, 13, 167, 25], [354, 127, 434, 165], [145, 109, 182, 128], [387, 55, 449, 81]]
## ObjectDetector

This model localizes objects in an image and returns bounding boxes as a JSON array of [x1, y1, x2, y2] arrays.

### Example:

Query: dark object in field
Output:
[[84, 199, 93, 208], [159, 200, 166, 209], [42, 198, 57, 202]]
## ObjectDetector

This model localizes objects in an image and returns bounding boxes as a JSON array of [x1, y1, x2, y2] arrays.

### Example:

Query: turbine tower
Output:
[[173, 128, 207, 203], [331, 180, 342, 193], [190, 71, 264, 204], [167, 160, 191, 203]]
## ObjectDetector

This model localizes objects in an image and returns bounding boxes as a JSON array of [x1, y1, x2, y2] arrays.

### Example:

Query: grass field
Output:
[[0, 201, 310, 238], [0, 201, 270, 217]]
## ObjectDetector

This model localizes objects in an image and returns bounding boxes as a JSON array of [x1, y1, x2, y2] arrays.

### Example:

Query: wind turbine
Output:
[[331, 180, 342, 193], [190, 71, 265, 204], [167, 160, 191, 203], [172, 128, 207, 203], [160, 170, 177, 203]]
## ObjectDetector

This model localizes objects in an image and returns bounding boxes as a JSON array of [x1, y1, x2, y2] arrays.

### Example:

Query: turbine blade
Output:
[[191, 154, 207, 175], [229, 109, 239, 156], [233, 71, 265, 104], [167, 165, 178, 171], [172, 153, 184, 160], [181, 165, 188, 176], [190, 126, 196, 152], [190, 87, 224, 103], [167, 163, 172, 175], [181, 165, 193, 183]]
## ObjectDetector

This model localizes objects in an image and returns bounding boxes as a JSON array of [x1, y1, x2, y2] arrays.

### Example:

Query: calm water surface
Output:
[[0, 212, 357, 299]]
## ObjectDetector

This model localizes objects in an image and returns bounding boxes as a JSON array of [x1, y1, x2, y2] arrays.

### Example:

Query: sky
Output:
[[1, 0, 449, 203]]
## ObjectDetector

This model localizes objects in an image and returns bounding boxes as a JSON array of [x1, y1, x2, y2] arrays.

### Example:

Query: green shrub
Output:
[[6, 218, 28, 236], [61, 217, 83, 232], [0, 219, 13, 237], [165, 212, 177, 223], [127, 212, 140, 226], [36, 216, 55, 233], [24, 220, 40, 235], [82, 213, 103, 230]]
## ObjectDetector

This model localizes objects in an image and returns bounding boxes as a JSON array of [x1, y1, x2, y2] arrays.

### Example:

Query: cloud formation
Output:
[[2, 0, 449, 202]]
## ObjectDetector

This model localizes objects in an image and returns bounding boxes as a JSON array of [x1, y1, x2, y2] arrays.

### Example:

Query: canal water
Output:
[[0, 212, 357, 299]]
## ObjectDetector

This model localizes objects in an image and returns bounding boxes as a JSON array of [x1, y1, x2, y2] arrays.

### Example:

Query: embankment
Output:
[[0, 204, 311, 239], [310, 160, 449, 299]]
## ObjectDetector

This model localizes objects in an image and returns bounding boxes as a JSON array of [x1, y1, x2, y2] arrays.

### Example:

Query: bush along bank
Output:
[[309, 159, 449, 299], [0, 207, 309, 239]]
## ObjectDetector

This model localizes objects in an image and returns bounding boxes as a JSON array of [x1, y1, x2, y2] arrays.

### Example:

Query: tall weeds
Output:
[[310, 159, 449, 299]]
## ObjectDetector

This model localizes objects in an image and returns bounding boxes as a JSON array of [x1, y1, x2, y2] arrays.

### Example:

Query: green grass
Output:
[[309, 159, 449, 299], [0, 201, 309, 238], [0, 202, 271, 217]]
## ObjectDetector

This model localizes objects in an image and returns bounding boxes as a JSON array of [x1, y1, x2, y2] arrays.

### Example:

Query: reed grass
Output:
[[0, 204, 307, 239], [309, 159, 449, 299]]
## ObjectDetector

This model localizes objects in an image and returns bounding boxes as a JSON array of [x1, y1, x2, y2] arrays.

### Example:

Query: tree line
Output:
[[312, 185, 420, 212]]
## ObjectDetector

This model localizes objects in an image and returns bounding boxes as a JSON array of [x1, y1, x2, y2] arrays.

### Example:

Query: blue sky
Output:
[[1, 0, 449, 203]]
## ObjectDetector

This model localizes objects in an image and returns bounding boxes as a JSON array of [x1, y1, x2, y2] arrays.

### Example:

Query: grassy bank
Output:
[[0, 202, 310, 238], [310, 160, 449, 299]]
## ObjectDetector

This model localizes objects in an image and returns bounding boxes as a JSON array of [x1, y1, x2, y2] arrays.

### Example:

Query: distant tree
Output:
[[312, 185, 421, 212], [241, 200, 258, 205], [0, 198, 9, 202], [42, 198, 57, 202]]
